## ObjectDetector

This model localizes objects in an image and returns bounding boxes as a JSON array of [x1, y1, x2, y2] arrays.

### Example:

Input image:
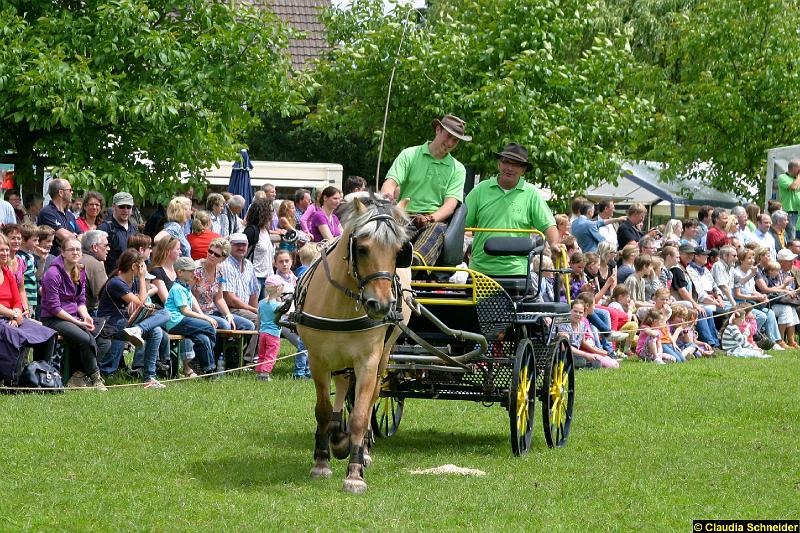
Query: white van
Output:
[[203, 160, 343, 199]]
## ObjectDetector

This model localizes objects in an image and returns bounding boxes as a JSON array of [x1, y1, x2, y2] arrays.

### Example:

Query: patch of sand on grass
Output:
[[409, 464, 486, 476]]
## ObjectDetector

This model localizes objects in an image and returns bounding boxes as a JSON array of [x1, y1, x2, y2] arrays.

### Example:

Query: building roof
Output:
[[240, 0, 330, 69]]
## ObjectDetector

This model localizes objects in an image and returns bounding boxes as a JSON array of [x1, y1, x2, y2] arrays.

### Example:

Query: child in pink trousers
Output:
[[255, 275, 286, 381]]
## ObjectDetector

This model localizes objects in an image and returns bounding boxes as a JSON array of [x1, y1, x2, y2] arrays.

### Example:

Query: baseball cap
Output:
[[265, 274, 286, 287], [112, 192, 134, 206], [694, 246, 709, 256], [678, 243, 696, 254], [174, 256, 198, 271]]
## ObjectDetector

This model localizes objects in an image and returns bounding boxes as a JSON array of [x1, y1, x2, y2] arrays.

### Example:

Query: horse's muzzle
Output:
[[364, 297, 395, 319]]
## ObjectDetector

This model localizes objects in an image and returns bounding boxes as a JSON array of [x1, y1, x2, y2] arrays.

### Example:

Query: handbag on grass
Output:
[[17, 361, 64, 393], [127, 302, 156, 326]]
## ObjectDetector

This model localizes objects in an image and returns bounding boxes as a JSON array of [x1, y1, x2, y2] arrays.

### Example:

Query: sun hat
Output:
[[229, 233, 248, 244], [492, 143, 533, 170], [265, 274, 285, 287], [431, 114, 472, 142]]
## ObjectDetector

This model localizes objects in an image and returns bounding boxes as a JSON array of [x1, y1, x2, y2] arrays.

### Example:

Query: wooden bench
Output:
[[168, 330, 259, 375]]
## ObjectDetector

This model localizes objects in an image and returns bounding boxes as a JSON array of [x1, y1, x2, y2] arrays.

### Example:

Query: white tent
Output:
[[584, 161, 739, 218]]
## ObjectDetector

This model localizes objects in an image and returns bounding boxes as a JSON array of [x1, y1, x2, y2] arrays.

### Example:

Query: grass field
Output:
[[1, 348, 798, 531]]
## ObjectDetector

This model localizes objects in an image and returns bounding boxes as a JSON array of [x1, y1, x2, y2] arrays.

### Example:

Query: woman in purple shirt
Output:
[[41, 237, 112, 390], [308, 186, 343, 242]]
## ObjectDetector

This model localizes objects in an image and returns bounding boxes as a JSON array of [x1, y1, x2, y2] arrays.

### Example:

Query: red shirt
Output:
[[0, 265, 22, 311], [187, 231, 221, 261], [705, 226, 730, 251]]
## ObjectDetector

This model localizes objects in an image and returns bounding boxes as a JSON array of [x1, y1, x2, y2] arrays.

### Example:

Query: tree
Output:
[[0, 0, 304, 204], [302, 0, 653, 201], [609, 0, 800, 199]]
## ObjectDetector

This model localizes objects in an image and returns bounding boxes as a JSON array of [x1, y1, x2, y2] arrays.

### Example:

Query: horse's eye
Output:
[[357, 245, 369, 256]]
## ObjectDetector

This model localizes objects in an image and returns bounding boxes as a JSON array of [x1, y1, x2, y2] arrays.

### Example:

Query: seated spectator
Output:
[[23, 193, 44, 225], [731, 206, 754, 245], [624, 254, 654, 310], [751, 214, 777, 260], [758, 259, 798, 346], [680, 218, 700, 246], [686, 248, 725, 312], [79, 230, 109, 315], [96, 249, 169, 387], [676, 307, 713, 358], [205, 193, 228, 237], [193, 237, 254, 331], [530, 255, 555, 303], [76, 191, 104, 233], [296, 243, 320, 278], [6, 190, 25, 224], [670, 244, 720, 348], [34, 225, 56, 283], [154, 197, 192, 257], [309, 186, 343, 242], [721, 306, 770, 358], [705, 208, 731, 251], [662, 219, 683, 245], [659, 245, 679, 288], [570, 201, 624, 253], [607, 285, 638, 355], [770, 210, 789, 251], [636, 309, 675, 364], [584, 252, 615, 304], [343, 175, 368, 196], [0, 234, 56, 384], [186, 210, 221, 261], [2, 224, 31, 318], [733, 248, 783, 350], [559, 300, 619, 369], [127, 233, 153, 263], [562, 234, 580, 259], [17, 224, 39, 319], [149, 237, 181, 308], [575, 292, 615, 357], [745, 203, 760, 232], [165, 256, 219, 376], [616, 243, 639, 284], [712, 245, 738, 307], [554, 214, 571, 243], [40, 237, 111, 390], [596, 241, 618, 287]]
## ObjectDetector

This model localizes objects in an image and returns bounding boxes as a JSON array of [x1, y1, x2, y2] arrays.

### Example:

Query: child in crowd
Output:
[[18, 224, 39, 319], [740, 308, 760, 347], [165, 256, 219, 375], [664, 306, 689, 362], [564, 252, 587, 300], [675, 307, 714, 359], [624, 254, 654, 310], [558, 300, 619, 369], [721, 308, 771, 358], [530, 254, 555, 303], [255, 275, 286, 382], [34, 225, 56, 281], [275, 248, 309, 379], [295, 243, 320, 278], [636, 309, 675, 364], [608, 285, 638, 355]]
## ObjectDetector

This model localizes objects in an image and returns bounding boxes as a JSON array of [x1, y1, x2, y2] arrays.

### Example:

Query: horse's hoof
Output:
[[342, 478, 367, 494], [363, 452, 373, 467], [310, 464, 332, 479]]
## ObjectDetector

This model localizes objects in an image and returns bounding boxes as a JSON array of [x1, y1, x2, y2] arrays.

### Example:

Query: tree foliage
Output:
[[0, 0, 304, 204], [303, 0, 653, 200], [610, 0, 800, 199]]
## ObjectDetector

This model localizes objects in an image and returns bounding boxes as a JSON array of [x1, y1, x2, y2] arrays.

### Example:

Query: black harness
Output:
[[281, 211, 412, 333]]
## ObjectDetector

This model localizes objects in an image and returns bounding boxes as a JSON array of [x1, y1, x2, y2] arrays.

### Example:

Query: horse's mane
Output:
[[338, 193, 410, 248]]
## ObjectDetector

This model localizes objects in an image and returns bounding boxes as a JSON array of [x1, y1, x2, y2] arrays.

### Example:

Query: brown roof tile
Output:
[[238, 0, 330, 68]]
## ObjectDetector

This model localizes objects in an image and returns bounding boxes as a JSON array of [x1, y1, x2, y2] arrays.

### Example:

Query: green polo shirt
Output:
[[386, 142, 466, 214], [777, 173, 800, 212], [464, 177, 556, 276]]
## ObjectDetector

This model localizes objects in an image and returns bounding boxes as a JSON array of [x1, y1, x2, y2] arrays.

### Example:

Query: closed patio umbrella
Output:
[[227, 149, 254, 213]]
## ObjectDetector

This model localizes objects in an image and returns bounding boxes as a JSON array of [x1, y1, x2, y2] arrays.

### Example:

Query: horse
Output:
[[293, 194, 412, 494]]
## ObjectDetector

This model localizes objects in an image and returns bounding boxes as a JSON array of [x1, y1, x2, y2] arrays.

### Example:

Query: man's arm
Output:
[[223, 291, 257, 314], [380, 178, 399, 199], [430, 197, 458, 222]]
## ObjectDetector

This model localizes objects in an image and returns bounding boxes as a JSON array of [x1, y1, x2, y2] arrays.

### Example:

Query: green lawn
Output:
[[1, 350, 798, 531]]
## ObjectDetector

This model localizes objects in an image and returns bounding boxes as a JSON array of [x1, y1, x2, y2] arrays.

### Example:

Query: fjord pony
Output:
[[297, 195, 411, 494]]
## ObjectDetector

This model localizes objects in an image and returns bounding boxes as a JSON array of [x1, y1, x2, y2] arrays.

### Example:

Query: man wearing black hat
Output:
[[381, 114, 471, 266], [670, 243, 720, 347], [464, 143, 560, 276]]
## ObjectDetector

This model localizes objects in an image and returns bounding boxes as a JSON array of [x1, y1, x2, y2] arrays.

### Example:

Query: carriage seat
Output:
[[517, 301, 570, 314], [436, 201, 467, 267]]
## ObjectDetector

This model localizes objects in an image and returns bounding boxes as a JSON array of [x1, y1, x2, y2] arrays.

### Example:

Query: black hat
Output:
[[694, 246, 709, 256], [493, 143, 533, 170]]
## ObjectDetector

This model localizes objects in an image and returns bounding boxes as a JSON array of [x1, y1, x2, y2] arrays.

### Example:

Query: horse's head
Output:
[[339, 193, 411, 319]]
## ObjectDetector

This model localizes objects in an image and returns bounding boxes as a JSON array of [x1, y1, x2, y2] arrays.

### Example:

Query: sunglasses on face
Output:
[[207, 249, 225, 258]]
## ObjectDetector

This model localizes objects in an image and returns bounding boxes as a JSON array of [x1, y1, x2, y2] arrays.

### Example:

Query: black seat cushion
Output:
[[518, 301, 570, 314]]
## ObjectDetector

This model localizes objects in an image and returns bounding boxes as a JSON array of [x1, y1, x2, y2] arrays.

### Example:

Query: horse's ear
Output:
[[397, 198, 410, 212], [353, 196, 367, 214]]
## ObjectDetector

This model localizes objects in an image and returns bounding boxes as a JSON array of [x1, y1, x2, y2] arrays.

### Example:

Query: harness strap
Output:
[[295, 311, 387, 332]]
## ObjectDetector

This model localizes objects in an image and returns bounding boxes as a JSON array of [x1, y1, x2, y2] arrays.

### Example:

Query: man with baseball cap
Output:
[[218, 232, 260, 360], [380, 114, 471, 266], [98, 192, 139, 274], [464, 142, 560, 276], [670, 243, 720, 348]]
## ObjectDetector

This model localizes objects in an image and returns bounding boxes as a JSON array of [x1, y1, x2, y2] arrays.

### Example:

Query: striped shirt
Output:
[[17, 250, 37, 309], [218, 255, 259, 304], [721, 323, 756, 352]]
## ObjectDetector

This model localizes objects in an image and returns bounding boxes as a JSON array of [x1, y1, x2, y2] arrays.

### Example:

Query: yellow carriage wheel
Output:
[[508, 339, 535, 455], [371, 375, 404, 438], [542, 337, 575, 448]]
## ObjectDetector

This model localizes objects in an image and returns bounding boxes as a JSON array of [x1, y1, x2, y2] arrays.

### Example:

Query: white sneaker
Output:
[[144, 378, 167, 389], [772, 344, 785, 351], [122, 327, 145, 348], [654, 360, 667, 365], [757, 353, 773, 359]]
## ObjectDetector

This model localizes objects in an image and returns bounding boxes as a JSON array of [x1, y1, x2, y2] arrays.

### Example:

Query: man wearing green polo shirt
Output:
[[381, 114, 471, 266], [465, 143, 559, 276], [777, 159, 800, 240]]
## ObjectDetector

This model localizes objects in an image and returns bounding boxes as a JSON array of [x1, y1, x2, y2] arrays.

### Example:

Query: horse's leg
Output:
[[342, 357, 380, 494], [310, 370, 333, 479], [330, 373, 351, 460]]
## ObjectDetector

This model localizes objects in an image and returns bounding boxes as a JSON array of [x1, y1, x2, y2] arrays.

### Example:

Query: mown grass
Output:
[[0, 349, 798, 532]]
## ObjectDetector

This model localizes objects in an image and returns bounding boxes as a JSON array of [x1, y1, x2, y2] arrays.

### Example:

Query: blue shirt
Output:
[[258, 298, 282, 336], [571, 215, 607, 253], [165, 280, 192, 330], [36, 200, 82, 256]]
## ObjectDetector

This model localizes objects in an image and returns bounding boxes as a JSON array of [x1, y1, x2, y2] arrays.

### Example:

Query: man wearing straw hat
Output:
[[381, 114, 471, 266], [464, 143, 559, 276]]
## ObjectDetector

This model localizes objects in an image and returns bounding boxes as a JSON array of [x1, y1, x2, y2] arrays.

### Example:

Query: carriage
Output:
[[364, 231, 575, 455], [283, 195, 575, 493]]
